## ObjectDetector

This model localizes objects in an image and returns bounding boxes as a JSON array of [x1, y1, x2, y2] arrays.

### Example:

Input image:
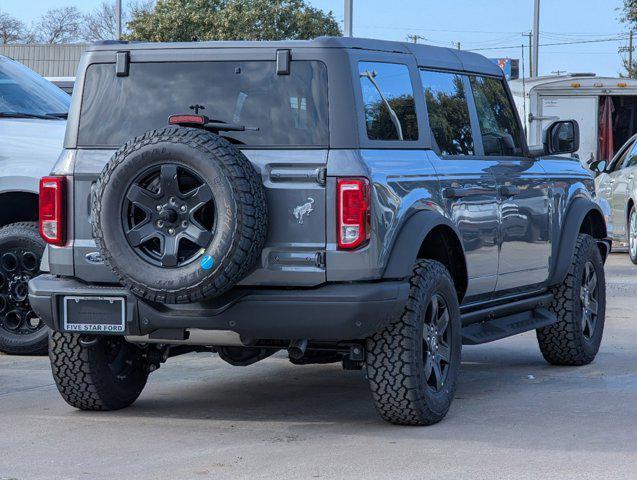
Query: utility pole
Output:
[[525, 32, 533, 78], [631, 30, 634, 75], [532, 0, 540, 77], [455, 41, 461, 50], [407, 34, 426, 44], [344, 0, 353, 37], [115, 0, 122, 40]]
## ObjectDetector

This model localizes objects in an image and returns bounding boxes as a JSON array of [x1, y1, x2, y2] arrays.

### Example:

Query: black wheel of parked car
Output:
[[628, 206, 637, 265], [0, 222, 47, 355], [49, 331, 149, 410], [92, 127, 267, 304], [537, 234, 606, 366], [365, 260, 462, 426]]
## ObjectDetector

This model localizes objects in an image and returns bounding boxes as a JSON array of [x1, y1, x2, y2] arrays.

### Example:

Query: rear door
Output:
[[537, 96, 597, 164], [420, 69, 500, 299]]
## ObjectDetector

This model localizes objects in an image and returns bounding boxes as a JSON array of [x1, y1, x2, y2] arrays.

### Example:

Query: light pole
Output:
[[115, 0, 122, 40], [532, 0, 540, 77], [344, 0, 353, 37]]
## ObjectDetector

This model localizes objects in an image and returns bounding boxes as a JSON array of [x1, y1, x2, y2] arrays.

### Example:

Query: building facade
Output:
[[0, 44, 87, 77]]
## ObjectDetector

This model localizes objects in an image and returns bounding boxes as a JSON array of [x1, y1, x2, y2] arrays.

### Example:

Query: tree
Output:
[[83, 1, 154, 41], [83, 1, 119, 41], [0, 9, 27, 43], [34, 7, 83, 44], [620, 0, 637, 77], [127, 0, 341, 42]]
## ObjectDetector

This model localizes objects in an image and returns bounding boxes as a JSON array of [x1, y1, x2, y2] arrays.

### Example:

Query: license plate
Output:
[[63, 296, 126, 333]]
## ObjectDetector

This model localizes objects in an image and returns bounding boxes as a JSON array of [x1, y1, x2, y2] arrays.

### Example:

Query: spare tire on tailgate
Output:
[[92, 127, 267, 304]]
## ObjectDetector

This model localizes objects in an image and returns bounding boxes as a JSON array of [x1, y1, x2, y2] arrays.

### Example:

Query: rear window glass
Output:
[[78, 61, 329, 147], [358, 61, 418, 141]]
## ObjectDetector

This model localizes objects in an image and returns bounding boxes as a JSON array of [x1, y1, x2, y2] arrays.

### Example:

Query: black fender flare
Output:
[[383, 210, 467, 289], [548, 197, 608, 286]]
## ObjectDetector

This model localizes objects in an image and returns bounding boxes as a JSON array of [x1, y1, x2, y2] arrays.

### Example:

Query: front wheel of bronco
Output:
[[50, 332, 149, 410], [365, 260, 462, 426], [537, 234, 606, 366]]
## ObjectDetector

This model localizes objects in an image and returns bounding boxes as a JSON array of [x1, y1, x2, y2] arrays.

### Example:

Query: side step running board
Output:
[[461, 307, 556, 345]]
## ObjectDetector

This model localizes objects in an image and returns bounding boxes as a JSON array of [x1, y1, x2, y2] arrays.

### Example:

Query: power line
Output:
[[469, 36, 629, 52]]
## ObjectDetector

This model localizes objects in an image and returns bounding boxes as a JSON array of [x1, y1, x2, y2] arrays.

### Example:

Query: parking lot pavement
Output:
[[1, 253, 636, 480]]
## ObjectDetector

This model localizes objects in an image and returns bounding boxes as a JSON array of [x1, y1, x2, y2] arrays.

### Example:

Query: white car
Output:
[[0, 55, 69, 354], [594, 134, 637, 263]]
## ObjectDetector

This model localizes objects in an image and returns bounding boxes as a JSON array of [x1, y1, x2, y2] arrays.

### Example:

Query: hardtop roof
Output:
[[87, 36, 502, 76]]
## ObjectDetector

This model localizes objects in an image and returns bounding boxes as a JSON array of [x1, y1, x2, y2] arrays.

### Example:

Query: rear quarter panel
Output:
[[326, 149, 441, 281]]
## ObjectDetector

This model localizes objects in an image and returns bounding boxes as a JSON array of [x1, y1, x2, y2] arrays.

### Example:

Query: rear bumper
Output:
[[28, 275, 409, 341]]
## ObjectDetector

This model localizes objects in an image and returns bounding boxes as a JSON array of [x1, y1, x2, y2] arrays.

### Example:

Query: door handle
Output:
[[498, 185, 520, 197], [443, 187, 496, 199]]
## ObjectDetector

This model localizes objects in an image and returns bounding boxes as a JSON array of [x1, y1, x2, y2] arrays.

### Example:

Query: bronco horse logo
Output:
[[293, 197, 315, 224]]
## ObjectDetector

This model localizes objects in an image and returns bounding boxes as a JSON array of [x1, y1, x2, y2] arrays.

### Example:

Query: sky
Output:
[[0, 0, 630, 77]]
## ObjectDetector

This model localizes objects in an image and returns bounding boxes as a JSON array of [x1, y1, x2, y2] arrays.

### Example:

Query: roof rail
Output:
[[91, 40, 130, 46]]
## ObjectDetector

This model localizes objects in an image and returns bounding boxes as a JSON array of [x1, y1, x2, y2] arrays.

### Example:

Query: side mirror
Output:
[[589, 159, 607, 176], [543, 120, 580, 155]]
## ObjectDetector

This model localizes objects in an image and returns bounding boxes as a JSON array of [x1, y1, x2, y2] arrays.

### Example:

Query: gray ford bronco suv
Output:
[[29, 38, 610, 426]]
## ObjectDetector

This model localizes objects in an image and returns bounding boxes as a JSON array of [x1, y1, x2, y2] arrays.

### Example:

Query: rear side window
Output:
[[470, 76, 523, 156], [420, 69, 474, 156], [78, 61, 329, 147], [358, 61, 418, 141]]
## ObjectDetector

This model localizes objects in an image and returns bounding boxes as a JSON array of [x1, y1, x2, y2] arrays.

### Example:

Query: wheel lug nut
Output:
[[180, 205, 187, 212], [156, 220, 164, 228], [156, 205, 162, 211], [181, 220, 188, 228], [169, 197, 176, 204], [168, 228, 175, 235]]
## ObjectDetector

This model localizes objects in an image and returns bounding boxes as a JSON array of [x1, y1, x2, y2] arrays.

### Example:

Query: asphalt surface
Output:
[[2, 253, 637, 480]]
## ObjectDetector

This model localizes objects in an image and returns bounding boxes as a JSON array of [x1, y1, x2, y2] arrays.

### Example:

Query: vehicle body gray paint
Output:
[[34, 37, 607, 341]]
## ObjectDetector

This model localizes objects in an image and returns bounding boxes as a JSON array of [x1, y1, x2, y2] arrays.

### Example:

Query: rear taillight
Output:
[[337, 178, 371, 250], [39, 176, 65, 245]]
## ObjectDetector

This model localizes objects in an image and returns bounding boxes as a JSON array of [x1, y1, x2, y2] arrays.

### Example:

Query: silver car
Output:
[[0, 55, 69, 354], [594, 135, 637, 263]]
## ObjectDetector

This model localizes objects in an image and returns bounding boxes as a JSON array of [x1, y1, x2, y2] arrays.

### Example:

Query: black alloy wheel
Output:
[[580, 261, 599, 341], [423, 293, 451, 392], [0, 222, 48, 355], [122, 163, 216, 268]]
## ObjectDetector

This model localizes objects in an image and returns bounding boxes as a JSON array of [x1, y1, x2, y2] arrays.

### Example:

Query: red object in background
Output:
[[599, 96, 615, 163]]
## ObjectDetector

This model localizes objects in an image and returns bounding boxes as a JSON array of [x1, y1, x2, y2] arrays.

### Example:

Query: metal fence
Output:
[[0, 44, 87, 77]]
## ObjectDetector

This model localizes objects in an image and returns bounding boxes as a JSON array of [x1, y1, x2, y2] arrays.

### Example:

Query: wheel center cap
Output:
[[159, 208, 179, 224]]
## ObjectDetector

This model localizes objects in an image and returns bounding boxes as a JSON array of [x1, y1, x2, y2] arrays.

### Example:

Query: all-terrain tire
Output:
[[49, 332, 149, 410], [365, 260, 462, 426], [537, 234, 606, 366], [0, 222, 48, 355], [92, 127, 267, 304]]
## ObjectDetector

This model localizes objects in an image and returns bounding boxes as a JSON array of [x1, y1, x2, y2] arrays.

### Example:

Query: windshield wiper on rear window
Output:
[[0, 112, 60, 120]]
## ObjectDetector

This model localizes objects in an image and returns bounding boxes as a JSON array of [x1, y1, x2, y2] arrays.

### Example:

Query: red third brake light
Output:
[[39, 176, 66, 245], [168, 114, 207, 126], [337, 178, 371, 250]]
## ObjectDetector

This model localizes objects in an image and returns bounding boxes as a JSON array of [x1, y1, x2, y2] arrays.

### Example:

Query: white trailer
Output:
[[509, 75, 637, 166]]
